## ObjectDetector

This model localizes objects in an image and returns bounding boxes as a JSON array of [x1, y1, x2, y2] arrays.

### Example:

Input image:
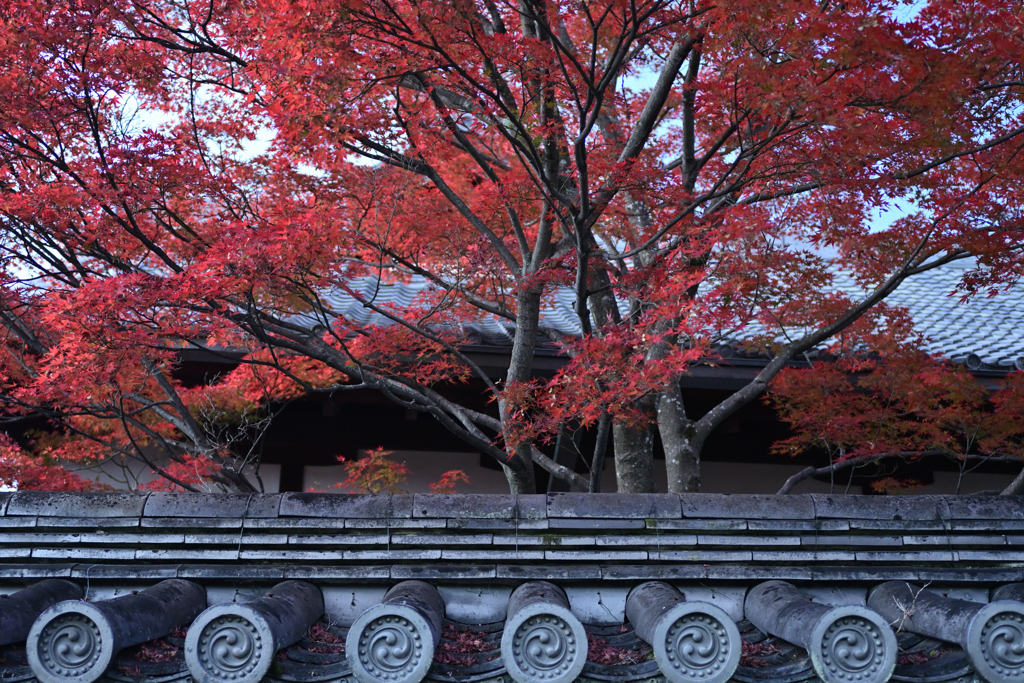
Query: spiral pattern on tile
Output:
[[36, 614, 103, 678], [197, 615, 263, 680], [978, 611, 1024, 679], [511, 615, 578, 680], [664, 612, 731, 678], [819, 616, 887, 683], [358, 615, 423, 681]]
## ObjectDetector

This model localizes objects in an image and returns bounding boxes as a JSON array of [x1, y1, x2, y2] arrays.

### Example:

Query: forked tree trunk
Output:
[[502, 462, 536, 495], [658, 386, 702, 493], [582, 252, 660, 493]]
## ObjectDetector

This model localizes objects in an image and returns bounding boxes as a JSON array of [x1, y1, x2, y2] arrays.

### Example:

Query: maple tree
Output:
[[1, 0, 1023, 494], [430, 469, 473, 494], [332, 448, 411, 494], [767, 326, 1024, 494], [0, 433, 107, 491], [321, 447, 471, 494]]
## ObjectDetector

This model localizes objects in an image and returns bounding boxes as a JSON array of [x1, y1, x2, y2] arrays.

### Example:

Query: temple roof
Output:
[[305, 258, 1024, 371]]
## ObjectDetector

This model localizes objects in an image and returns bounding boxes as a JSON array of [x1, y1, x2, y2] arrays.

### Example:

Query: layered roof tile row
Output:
[[2, 492, 1023, 583], [307, 258, 1023, 370]]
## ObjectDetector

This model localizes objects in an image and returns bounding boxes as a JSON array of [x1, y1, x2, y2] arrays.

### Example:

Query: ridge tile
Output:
[[546, 493, 681, 519], [680, 494, 813, 519], [6, 492, 148, 518], [144, 492, 280, 518], [279, 493, 414, 518]]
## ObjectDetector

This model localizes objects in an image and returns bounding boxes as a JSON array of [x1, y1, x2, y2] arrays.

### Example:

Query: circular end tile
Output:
[[185, 604, 275, 683], [810, 605, 897, 683], [27, 601, 114, 683], [500, 602, 587, 683], [652, 601, 740, 683], [347, 603, 435, 683], [966, 600, 1024, 683]]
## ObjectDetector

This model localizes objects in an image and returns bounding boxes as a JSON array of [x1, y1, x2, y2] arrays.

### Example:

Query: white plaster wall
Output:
[[21, 448, 1012, 496], [593, 457, 1015, 495]]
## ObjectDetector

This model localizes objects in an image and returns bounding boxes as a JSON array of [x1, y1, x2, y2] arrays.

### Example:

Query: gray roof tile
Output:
[[297, 259, 1022, 369]]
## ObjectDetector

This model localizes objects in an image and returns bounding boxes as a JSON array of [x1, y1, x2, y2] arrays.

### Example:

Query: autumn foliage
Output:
[[0, 433, 107, 492], [773, 357, 1024, 466], [322, 447, 471, 495], [769, 344, 1024, 492], [1, 0, 1023, 494]]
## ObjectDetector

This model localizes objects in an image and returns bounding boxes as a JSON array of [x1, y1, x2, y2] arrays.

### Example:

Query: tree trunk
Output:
[[497, 287, 542, 494], [581, 256, 659, 493], [1001, 466, 1024, 496], [613, 417, 655, 493], [658, 385, 701, 493], [503, 462, 536, 495]]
